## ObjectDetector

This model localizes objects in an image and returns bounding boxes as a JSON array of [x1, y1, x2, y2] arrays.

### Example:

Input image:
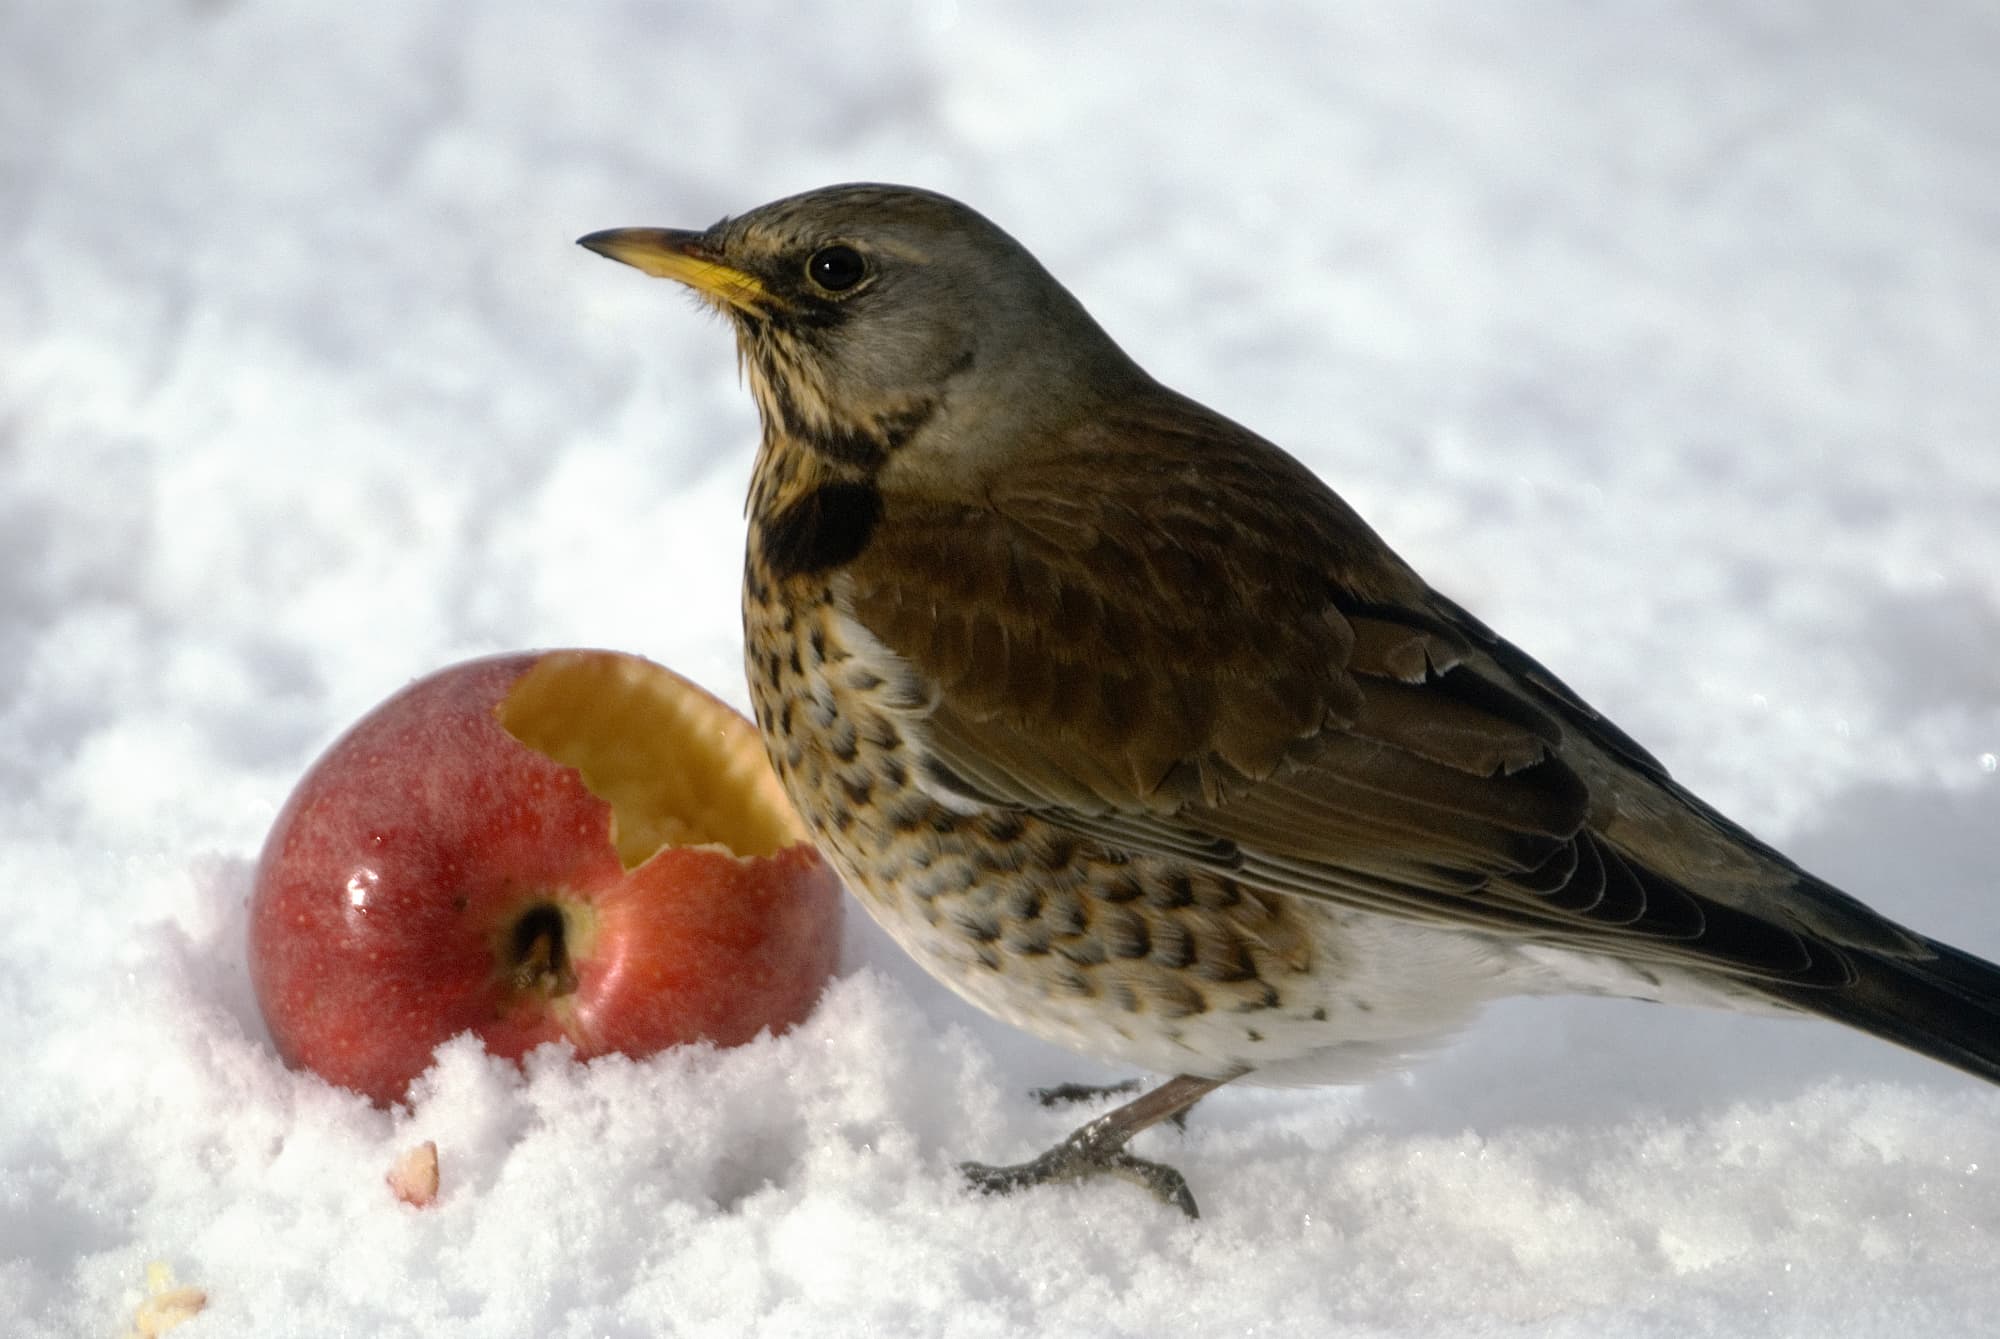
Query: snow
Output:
[[5, 1, 1999, 1334]]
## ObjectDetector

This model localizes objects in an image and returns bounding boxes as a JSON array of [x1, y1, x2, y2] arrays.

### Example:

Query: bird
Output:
[[578, 183, 2000, 1217]]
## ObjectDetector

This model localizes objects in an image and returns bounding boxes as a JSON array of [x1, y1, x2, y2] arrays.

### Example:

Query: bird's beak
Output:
[[576, 228, 770, 315]]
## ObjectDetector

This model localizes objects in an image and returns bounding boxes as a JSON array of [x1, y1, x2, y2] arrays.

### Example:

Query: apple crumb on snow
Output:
[[127, 1263, 206, 1338], [5, 1, 2000, 1336], [387, 1141, 441, 1209]]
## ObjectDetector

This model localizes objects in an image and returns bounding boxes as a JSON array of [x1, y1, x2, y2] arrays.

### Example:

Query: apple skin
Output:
[[249, 651, 843, 1106]]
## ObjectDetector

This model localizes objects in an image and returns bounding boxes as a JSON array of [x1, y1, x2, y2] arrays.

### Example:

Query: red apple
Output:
[[249, 650, 842, 1106]]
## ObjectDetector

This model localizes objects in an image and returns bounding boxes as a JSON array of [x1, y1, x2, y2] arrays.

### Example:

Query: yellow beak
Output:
[[576, 228, 770, 315]]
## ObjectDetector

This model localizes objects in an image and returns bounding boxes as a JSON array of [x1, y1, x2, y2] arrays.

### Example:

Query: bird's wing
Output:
[[843, 386, 1901, 986]]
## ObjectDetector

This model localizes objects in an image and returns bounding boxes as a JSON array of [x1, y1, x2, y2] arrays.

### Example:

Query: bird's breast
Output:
[[739, 573, 1541, 1081]]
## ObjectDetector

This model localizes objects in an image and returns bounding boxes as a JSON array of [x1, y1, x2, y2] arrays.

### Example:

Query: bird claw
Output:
[[959, 1146, 1201, 1219], [1029, 1079, 1141, 1108], [1029, 1079, 1190, 1130], [962, 1072, 1228, 1217]]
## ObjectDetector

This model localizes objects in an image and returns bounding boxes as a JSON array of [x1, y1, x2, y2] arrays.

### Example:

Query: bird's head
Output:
[[580, 183, 1142, 470]]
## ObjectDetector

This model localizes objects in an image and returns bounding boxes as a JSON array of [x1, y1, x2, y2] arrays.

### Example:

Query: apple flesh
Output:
[[249, 650, 842, 1106]]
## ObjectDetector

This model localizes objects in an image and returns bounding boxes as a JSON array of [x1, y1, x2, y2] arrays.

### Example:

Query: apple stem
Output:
[[509, 904, 579, 999]]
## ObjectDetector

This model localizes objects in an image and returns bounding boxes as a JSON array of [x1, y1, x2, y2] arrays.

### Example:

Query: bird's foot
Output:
[[1030, 1078, 1192, 1130], [961, 1143, 1201, 1218], [960, 1072, 1234, 1218]]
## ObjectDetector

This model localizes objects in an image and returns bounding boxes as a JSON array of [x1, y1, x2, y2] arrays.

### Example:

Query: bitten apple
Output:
[[249, 650, 842, 1105]]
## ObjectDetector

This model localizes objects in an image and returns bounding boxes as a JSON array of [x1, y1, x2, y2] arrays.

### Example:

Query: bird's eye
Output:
[[806, 244, 867, 293]]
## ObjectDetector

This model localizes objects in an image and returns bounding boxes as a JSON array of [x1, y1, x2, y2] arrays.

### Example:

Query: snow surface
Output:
[[5, 2, 2000, 1335]]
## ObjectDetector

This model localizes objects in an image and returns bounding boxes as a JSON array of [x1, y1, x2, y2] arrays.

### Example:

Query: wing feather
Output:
[[844, 384, 1892, 988]]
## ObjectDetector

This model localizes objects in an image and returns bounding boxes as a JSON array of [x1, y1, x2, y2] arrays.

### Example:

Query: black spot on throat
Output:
[[760, 482, 883, 580]]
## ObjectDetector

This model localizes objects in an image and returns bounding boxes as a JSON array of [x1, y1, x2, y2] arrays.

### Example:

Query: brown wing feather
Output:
[[850, 389, 1389, 809], [844, 384, 1886, 987]]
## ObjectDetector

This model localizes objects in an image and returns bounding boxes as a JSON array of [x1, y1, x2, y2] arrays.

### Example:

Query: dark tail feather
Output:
[[1766, 936, 2000, 1086]]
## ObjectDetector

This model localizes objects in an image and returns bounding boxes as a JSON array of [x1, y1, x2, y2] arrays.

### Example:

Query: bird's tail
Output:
[[1765, 935, 2000, 1086]]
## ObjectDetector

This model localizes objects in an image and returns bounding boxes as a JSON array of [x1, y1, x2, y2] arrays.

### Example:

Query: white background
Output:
[[4, 2, 1997, 1334]]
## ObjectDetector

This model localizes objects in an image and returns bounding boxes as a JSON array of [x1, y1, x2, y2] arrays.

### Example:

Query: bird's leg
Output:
[[1030, 1078, 1200, 1131], [962, 1072, 1235, 1218], [1030, 1078, 1140, 1107]]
